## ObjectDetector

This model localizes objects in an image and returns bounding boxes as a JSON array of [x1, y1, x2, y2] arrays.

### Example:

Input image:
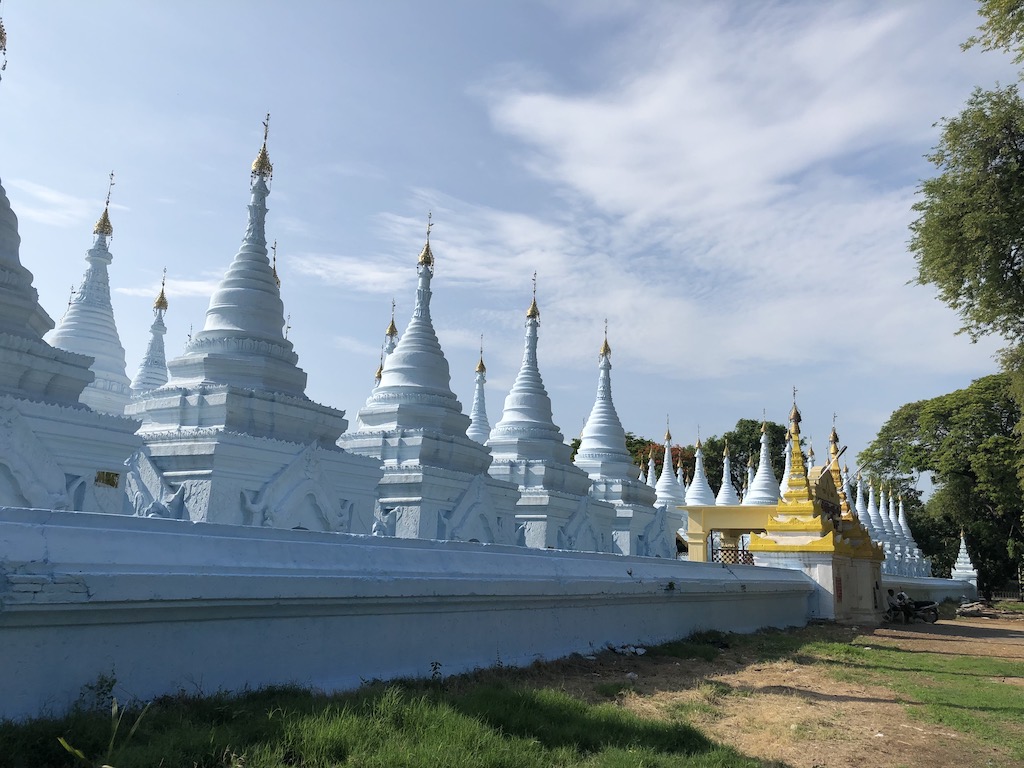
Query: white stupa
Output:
[[742, 422, 779, 506], [951, 530, 978, 587], [684, 438, 716, 506], [715, 442, 741, 505], [465, 343, 490, 445], [574, 333, 672, 556], [126, 118, 381, 530], [778, 433, 792, 498], [487, 284, 615, 552], [0, 35, 140, 514], [130, 275, 170, 395], [45, 179, 132, 415], [654, 429, 684, 510], [340, 218, 520, 544]]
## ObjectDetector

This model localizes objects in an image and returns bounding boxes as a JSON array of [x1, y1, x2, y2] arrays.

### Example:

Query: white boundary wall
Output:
[[882, 575, 976, 604], [0, 507, 813, 720]]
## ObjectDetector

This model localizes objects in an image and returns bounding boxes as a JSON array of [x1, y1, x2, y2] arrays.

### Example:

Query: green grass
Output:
[[994, 600, 1024, 613], [2, 622, 1020, 767], [804, 638, 1024, 761], [0, 681, 768, 768]]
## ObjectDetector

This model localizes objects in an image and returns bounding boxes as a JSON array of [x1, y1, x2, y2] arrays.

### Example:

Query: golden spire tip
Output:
[[251, 112, 273, 180], [153, 268, 169, 311]]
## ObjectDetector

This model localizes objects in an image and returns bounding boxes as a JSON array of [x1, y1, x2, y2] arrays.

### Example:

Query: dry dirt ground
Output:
[[511, 614, 1024, 768]]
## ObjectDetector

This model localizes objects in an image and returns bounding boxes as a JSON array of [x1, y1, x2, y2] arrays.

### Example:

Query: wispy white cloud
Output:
[[6, 180, 92, 228], [115, 277, 222, 299]]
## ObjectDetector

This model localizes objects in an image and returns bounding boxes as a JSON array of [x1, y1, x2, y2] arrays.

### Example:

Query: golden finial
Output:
[[386, 298, 398, 337], [599, 318, 611, 357], [664, 415, 671, 443], [418, 211, 434, 267], [93, 171, 115, 236], [251, 112, 273, 180], [723, 438, 730, 458], [153, 268, 169, 311], [476, 334, 486, 373], [526, 271, 540, 319], [375, 346, 384, 383], [271, 240, 281, 288]]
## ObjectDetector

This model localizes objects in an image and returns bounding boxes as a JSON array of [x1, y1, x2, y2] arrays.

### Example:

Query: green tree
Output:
[[964, 0, 1024, 63], [859, 374, 1024, 596], [911, 84, 1024, 343]]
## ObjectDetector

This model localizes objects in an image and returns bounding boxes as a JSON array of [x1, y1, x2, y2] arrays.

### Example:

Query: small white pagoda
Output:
[[338, 220, 521, 544], [487, 283, 616, 552], [573, 332, 673, 557]]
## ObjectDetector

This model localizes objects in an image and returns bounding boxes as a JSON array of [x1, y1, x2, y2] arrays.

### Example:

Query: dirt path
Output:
[[519, 617, 1024, 768]]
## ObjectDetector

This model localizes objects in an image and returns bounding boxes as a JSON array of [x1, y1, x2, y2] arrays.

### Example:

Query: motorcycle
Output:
[[884, 599, 939, 624]]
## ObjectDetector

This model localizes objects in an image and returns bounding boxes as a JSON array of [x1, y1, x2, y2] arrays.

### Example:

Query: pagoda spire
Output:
[[165, 114, 308, 398], [865, 478, 885, 538], [45, 171, 132, 414], [466, 336, 491, 444], [778, 402, 813, 504], [745, 419, 781, 505], [716, 440, 740, 505], [646, 449, 657, 488], [778, 430, 792, 498], [384, 298, 399, 355], [488, 273, 563, 446], [131, 270, 170, 395], [684, 435, 716, 506], [655, 422, 685, 508], [574, 325, 638, 481], [368, 213, 460, 403]]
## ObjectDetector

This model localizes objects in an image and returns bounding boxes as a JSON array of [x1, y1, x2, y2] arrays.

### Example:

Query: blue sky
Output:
[[0, 1, 1017, 480]]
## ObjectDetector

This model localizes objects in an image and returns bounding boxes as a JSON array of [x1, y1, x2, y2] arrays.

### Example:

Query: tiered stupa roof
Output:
[[350, 219, 476, 442], [487, 283, 592, 497], [45, 177, 132, 414], [0, 176, 95, 405], [715, 441, 740, 505], [466, 343, 490, 445], [166, 119, 307, 399], [951, 531, 978, 583], [743, 421, 779, 505], [654, 428, 685, 508], [574, 333, 644, 484], [130, 117, 349, 446], [130, 274, 170, 394], [684, 437, 716, 506]]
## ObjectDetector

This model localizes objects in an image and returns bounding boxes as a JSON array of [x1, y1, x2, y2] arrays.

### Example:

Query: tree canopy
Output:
[[911, 84, 1024, 342], [859, 373, 1024, 595], [964, 0, 1024, 63]]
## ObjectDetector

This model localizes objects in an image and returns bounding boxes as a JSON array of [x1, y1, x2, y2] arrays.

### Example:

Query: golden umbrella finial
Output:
[[526, 271, 540, 319], [154, 268, 169, 311], [418, 211, 434, 268], [251, 112, 273, 181], [476, 334, 486, 373], [93, 171, 115, 237]]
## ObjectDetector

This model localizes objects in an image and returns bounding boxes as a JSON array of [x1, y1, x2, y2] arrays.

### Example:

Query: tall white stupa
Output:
[[45, 175, 133, 416], [130, 274, 170, 395], [742, 422, 780, 506], [0, 22, 140, 514], [487, 281, 616, 552], [573, 333, 673, 556], [466, 341, 491, 445], [125, 118, 381, 530], [339, 218, 521, 544]]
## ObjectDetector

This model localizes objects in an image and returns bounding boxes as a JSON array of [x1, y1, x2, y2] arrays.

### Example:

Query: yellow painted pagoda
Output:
[[683, 401, 883, 622]]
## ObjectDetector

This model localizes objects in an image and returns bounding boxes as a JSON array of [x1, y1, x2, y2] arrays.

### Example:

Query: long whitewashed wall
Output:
[[0, 507, 814, 720]]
